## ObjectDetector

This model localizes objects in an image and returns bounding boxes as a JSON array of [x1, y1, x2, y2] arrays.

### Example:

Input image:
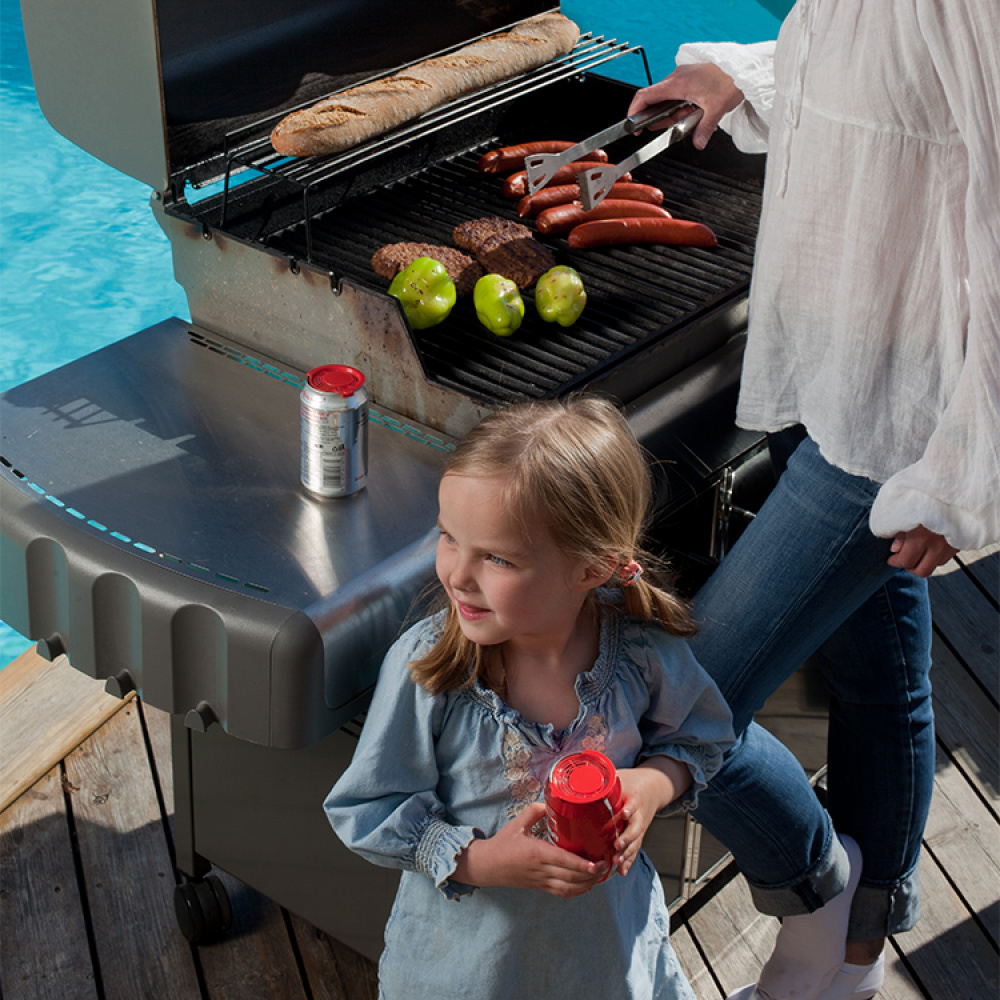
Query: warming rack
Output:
[[215, 32, 652, 261]]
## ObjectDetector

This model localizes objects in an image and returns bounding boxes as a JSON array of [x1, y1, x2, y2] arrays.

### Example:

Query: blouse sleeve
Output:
[[323, 619, 483, 900], [675, 40, 777, 153], [869, 0, 1000, 550], [633, 628, 736, 815]]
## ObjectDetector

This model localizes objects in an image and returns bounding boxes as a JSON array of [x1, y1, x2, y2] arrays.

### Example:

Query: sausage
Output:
[[478, 141, 608, 174], [536, 200, 673, 236], [502, 162, 629, 199], [567, 218, 718, 249], [516, 182, 665, 218]]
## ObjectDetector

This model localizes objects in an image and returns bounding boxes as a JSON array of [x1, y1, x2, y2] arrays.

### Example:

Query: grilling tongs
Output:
[[523, 101, 704, 210]]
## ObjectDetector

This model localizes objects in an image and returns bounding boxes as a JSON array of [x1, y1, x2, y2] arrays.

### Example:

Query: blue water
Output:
[[0, 0, 781, 666]]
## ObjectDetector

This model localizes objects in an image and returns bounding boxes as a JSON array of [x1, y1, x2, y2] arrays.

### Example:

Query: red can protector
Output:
[[545, 750, 624, 881]]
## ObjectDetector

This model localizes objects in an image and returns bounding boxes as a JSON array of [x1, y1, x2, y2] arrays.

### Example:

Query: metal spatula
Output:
[[577, 108, 704, 210], [522, 100, 689, 196]]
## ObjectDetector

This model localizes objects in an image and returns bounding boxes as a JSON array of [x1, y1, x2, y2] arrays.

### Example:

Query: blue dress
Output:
[[324, 598, 735, 999]]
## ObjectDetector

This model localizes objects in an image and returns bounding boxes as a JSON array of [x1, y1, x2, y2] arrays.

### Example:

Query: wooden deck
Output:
[[1, 549, 997, 999]]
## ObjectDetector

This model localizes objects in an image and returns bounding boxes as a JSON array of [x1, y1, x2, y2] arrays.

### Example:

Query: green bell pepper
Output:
[[473, 273, 525, 337], [388, 256, 456, 329], [534, 265, 587, 327]]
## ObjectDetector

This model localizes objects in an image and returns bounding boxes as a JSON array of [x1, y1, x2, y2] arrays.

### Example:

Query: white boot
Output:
[[813, 953, 884, 1000], [727, 835, 863, 1000]]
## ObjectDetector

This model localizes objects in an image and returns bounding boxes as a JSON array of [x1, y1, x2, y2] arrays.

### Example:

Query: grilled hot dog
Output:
[[478, 141, 608, 174], [503, 162, 628, 199], [567, 217, 718, 249], [536, 200, 673, 235], [517, 182, 664, 217]]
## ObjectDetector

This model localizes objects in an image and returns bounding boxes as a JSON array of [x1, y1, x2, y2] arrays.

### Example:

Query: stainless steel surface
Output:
[[21, 0, 168, 189], [0, 318, 454, 745], [578, 109, 704, 209], [523, 99, 684, 195], [1, 322, 445, 607], [154, 198, 495, 439]]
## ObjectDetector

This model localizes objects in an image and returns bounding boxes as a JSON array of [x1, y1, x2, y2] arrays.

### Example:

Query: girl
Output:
[[324, 396, 734, 999]]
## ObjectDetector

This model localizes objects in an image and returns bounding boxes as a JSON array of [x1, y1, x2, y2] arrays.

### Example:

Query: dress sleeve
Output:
[[323, 619, 483, 900], [675, 40, 777, 153], [869, 0, 1000, 550], [634, 629, 736, 814]]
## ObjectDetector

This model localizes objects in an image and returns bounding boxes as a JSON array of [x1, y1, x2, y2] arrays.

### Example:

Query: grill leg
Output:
[[171, 714, 211, 879]]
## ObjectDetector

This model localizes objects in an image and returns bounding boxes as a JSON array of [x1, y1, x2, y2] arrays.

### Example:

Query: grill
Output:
[[3, 0, 776, 959], [173, 63, 762, 410], [269, 148, 757, 406]]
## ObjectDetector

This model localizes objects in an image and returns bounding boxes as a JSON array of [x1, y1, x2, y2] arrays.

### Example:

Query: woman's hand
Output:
[[888, 526, 958, 578], [613, 757, 692, 877], [453, 802, 607, 897], [627, 63, 745, 150]]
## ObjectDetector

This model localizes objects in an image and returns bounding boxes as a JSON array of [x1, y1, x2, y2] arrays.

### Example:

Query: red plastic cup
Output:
[[545, 750, 624, 881]]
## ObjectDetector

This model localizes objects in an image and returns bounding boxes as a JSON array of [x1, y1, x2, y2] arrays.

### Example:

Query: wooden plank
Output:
[[875, 947, 924, 1000], [889, 848, 998, 999], [144, 701, 364, 999], [197, 869, 308, 999], [929, 632, 999, 801], [958, 545, 999, 604], [681, 868, 777, 995], [0, 767, 99, 1000], [929, 559, 999, 702], [289, 911, 379, 1000], [923, 748, 1000, 948], [63, 704, 202, 1000], [143, 702, 174, 813], [0, 649, 133, 813], [672, 920, 724, 998]]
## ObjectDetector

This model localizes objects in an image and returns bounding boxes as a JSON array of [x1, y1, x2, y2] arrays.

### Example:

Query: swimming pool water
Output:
[[0, 0, 782, 666]]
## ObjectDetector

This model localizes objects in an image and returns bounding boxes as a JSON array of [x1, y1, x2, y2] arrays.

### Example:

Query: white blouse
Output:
[[678, 0, 999, 550]]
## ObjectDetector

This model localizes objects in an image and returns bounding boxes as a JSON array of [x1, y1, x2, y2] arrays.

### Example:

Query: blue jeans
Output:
[[689, 428, 934, 940]]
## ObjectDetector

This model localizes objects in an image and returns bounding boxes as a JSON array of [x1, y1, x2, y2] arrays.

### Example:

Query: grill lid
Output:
[[21, 0, 560, 192]]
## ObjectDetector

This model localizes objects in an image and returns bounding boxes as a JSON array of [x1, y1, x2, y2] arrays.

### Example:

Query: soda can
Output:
[[300, 364, 369, 498], [545, 750, 624, 881]]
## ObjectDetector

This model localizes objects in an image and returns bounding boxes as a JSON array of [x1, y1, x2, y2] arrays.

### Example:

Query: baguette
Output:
[[271, 14, 580, 157]]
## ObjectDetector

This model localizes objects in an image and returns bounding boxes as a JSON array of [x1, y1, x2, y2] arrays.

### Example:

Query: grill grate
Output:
[[263, 145, 761, 406], [218, 32, 651, 252]]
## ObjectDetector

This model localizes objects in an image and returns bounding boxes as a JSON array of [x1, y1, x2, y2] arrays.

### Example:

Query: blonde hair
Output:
[[410, 396, 695, 695]]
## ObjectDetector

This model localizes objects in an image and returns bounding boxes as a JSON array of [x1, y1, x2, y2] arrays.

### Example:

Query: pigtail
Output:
[[617, 550, 697, 638]]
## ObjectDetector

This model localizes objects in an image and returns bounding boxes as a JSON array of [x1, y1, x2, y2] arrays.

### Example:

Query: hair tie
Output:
[[620, 559, 643, 587]]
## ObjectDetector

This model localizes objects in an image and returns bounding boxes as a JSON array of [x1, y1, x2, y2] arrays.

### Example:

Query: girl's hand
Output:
[[888, 526, 958, 578], [627, 64, 745, 150], [453, 802, 607, 898], [613, 758, 692, 877]]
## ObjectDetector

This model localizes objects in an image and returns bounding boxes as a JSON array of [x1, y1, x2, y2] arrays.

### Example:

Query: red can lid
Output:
[[548, 750, 618, 805], [306, 364, 365, 397]]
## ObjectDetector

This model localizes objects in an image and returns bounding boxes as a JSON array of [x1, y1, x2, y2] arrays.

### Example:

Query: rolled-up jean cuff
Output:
[[848, 872, 921, 941], [745, 831, 850, 918]]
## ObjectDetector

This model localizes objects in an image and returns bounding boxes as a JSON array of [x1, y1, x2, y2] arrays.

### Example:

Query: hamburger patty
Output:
[[371, 243, 484, 297], [475, 231, 556, 289], [452, 217, 533, 254]]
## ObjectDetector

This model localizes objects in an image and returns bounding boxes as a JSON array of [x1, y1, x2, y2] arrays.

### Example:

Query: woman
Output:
[[627, 1, 999, 998]]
